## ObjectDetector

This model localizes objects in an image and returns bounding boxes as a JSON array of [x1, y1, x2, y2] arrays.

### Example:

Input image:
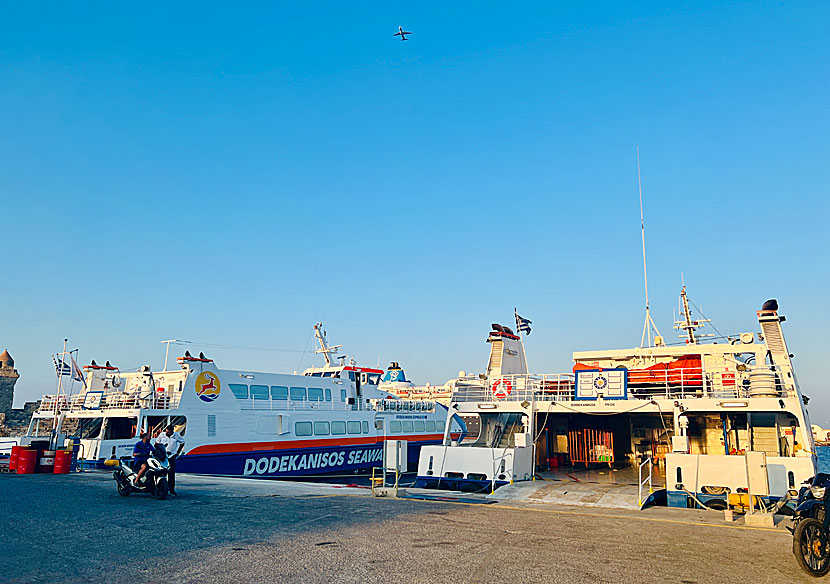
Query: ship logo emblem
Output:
[[593, 375, 608, 391], [195, 371, 221, 403]]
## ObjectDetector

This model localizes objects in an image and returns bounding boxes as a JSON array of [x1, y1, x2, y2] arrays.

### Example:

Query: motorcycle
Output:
[[792, 473, 830, 577], [104, 443, 170, 500]]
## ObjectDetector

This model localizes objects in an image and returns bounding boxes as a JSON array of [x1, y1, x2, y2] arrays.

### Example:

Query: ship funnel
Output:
[[762, 299, 779, 312], [486, 324, 527, 379], [381, 362, 408, 383]]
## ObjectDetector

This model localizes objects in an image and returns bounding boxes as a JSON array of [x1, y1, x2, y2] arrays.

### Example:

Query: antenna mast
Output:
[[637, 146, 662, 347], [673, 284, 711, 345], [313, 323, 341, 367]]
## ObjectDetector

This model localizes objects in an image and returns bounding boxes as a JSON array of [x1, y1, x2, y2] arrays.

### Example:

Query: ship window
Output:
[[390, 421, 402, 433], [375, 419, 383, 430], [325, 389, 332, 401], [104, 417, 139, 440], [229, 384, 249, 399], [368, 373, 380, 385], [169, 415, 187, 436], [340, 389, 347, 402], [331, 421, 346, 435], [308, 387, 324, 401], [270, 386, 288, 400], [348, 371, 355, 381], [207, 415, 216, 436], [295, 421, 312, 436], [314, 421, 330, 436], [290, 387, 307, 401], [402, 421, 414, 433], [347, 421, 361, 434], [362, 421, 369, 434], [250, 385, 269, 400], [426, 421, 436, 432], [77, 417, 104, 439], [414, 421, 425, 432]]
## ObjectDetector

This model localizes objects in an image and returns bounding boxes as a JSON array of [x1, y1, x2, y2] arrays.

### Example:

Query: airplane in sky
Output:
[[393, 26, 412, 41]]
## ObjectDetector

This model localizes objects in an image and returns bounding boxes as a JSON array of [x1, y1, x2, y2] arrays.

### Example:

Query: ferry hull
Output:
[[177, 438, 441, 479]]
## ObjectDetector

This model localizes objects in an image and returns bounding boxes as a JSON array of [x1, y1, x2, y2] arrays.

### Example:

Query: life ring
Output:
[[492, 378, 512, 399]]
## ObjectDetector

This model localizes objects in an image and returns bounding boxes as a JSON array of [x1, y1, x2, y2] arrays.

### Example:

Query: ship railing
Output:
[[238, 399, 376, 412], [236, 398, 435, 413], [37, 389, 183, 413], [450, 364, 795, 404]]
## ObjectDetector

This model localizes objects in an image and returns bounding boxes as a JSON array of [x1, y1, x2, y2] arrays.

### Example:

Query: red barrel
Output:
[[53, 449, 72, 474], [16, 448, 37, 474], [9, 445, 20, 472], [37, 449, 56, 473]]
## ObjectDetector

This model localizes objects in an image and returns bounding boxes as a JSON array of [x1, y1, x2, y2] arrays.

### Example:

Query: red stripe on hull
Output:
[[187, 433, 450, 456]]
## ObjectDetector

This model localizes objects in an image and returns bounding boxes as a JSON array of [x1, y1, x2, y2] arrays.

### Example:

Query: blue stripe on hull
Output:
[[175, 439, 440, 479], [415, 475, 508, 492]]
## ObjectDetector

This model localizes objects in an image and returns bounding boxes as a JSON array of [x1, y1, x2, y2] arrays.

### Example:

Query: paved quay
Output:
[[0, 472, 814, 584]]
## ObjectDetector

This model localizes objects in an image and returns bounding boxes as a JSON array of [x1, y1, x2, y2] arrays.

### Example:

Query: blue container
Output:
[[666, 491, 689, 508]]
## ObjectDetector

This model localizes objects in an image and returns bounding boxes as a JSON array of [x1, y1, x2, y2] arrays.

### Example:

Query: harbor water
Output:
[[817, 446, 830, 473]]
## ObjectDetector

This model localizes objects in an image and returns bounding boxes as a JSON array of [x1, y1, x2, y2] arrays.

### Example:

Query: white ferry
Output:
[[378, 362, 455, 404], [418, 294, 816, 510], [25, 324, 465, 479]]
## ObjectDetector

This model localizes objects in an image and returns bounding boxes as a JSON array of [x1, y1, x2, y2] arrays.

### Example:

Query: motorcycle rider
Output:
[[155, 424, 185, 496], [132, 432, 152, 485]]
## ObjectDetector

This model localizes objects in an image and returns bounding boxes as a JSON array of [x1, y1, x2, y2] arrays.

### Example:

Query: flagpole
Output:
[[52, 338, 68, 448], [515, 308, 530, 375], [637, 145, 661, 347]]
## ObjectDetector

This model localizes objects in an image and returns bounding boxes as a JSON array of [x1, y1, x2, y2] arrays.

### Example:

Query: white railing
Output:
[[0, 437, 20, 455], [239, 399, 363, 412], [452, 364, 795, 404], [237, 397, 436, 413], [639, 457, 653, 508], [37, 389, 183, 414]]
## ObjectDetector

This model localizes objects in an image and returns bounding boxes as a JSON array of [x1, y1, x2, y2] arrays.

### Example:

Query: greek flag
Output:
[[52, 355, 71, 377], [71, 355, 87, 388], [515, 312, 532, 335]]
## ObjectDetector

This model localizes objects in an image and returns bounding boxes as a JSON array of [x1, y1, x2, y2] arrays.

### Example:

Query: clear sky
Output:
[[2, 3, 829, 420]]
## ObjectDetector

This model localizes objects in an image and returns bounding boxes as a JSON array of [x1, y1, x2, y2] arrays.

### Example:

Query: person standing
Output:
[[156, 424, 185, 496]]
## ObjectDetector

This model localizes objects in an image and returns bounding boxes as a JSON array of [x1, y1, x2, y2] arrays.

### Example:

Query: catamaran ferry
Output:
[[24, 324, 465, 479]]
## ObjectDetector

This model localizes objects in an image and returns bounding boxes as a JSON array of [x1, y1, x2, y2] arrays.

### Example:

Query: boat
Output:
[[22, 323, 465, 479], [417, 293, 816, 510], [378, 362, 455, 404]]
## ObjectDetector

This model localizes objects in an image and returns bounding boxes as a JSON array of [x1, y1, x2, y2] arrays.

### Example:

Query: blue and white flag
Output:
[[515, 312, 532, 335], [52, 355, 71, 377]]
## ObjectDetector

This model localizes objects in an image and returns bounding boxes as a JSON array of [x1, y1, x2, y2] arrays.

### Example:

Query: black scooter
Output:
[[792, 473, 830, 577], [105, 443, 170, 500]]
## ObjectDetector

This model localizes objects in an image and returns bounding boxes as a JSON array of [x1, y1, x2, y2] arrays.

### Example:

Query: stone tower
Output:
[[0, 350, 20, 415]]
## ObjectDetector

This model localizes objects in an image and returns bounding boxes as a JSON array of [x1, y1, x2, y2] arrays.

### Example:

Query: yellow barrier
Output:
[[728, 493, 761, 511]]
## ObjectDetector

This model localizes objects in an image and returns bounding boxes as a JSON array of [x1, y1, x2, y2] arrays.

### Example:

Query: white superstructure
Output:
[[418, 297, 817, 508], [24, 325, 465, 479]]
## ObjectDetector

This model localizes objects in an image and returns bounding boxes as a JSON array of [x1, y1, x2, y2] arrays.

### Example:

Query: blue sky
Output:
[[2, 3, 829, 420]]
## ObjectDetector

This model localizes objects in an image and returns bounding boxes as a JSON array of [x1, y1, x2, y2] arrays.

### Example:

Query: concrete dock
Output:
[[0, 472, 814, 584]]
